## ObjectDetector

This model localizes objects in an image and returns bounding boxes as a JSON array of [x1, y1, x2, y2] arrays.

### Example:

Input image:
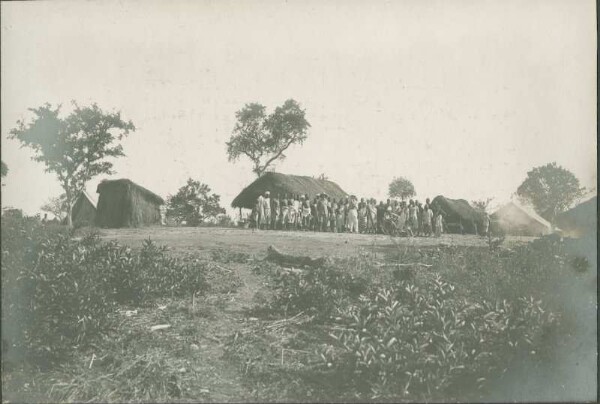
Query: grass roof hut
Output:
[[430, 195, 484, 234], [232, 172, 348, 209], [555, 196, 597, 238], [95, 179, 164, 228], [72, 191, 97, 228], [491, 201, 553, 237]]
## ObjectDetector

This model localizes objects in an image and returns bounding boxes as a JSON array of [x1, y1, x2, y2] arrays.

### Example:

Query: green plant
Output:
[[268, 266, 369, 321], [319, 275, 558, 401], [1, 216, 210, 367]]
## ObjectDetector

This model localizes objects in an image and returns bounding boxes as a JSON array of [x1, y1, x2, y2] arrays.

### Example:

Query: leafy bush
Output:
[[319, 275, 558, 400], [2, 216, 210, 366], [267, 266, 369, 320]]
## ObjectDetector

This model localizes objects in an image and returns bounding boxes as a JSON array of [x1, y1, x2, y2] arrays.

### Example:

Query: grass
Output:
[[2, 222, 595, 402]]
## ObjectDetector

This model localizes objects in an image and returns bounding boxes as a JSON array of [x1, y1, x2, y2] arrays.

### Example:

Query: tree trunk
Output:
[[66, 202, 73, 227]]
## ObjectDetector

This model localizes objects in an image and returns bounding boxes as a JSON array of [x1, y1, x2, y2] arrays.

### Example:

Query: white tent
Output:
[[491, 201, 553, 236]]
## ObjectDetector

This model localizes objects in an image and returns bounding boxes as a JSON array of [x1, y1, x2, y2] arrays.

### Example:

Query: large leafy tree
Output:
[[9, 103, 134, 226], [388, 177, 416, 200], [516, 162, 585, 223], [166, 178, 226, 226], [226, 99, 310, 177]]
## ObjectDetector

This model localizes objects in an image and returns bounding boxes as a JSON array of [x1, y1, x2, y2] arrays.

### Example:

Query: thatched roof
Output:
[[96, 179, 164, 205], [232, 172, 348, 209], [430, 195, 483, 234]]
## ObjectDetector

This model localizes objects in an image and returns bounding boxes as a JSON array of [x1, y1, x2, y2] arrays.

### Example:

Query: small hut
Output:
[[491, 201, 552, 236], [430, 196, 483, 234], [555, 196, 597, 238], [95, 179, 164, 228], [72, 191, 97, 228], [232, 172, 348, 209]]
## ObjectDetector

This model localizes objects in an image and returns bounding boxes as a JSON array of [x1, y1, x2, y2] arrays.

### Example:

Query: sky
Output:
[[1, 0, 596, 217]]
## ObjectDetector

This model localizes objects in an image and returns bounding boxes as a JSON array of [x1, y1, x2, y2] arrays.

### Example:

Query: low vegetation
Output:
[[2, 216, 212, 368], [2, 214, 592, 402]]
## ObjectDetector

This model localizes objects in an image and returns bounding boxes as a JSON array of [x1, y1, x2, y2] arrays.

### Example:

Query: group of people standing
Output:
[[251, 191, 446, 237]]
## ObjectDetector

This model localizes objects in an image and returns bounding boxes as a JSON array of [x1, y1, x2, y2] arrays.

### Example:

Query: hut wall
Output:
[[126, 186, 161, 227], [72, 196, 96, 228], [96, 183, 129, 228], [96, 181, 162, 228]]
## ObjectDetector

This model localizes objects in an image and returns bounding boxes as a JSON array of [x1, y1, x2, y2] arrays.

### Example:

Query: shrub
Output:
[[2, 229, 117, 366], [319, 275, 558, 401], [2, 216, 210, 366], [268, 266, 369, 321]]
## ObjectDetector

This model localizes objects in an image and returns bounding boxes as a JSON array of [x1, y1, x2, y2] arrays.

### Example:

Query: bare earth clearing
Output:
[[98, 226, 534, 257]]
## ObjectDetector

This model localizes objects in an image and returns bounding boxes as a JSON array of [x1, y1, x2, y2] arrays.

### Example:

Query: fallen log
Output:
[[266, 245, 326, 268]]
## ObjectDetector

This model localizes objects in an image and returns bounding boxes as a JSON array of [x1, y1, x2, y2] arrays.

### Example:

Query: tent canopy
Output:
[[491, 201, 552, 236]]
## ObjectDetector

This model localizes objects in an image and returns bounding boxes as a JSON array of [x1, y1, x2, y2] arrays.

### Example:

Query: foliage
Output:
[[8, 102, 135, 226], [266, 265, 369, 321], [471, 198, 493, 213], [1, 160, 7, 177], [210, 248, 251, 264], [166, 178, 226, 226], [516, 162, 585, 223], [320, 277, 558, 400], [388, 177, 416, 200], [1, 215, 209, 366], [40, 194, 69, 220], [226, 99, 310, 177]]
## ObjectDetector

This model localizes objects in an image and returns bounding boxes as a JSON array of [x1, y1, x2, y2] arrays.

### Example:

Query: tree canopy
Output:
[[388, 177, 416, 200], [471, 198, 493, 214], [166, 178, 226, 226], [516, 162, 585, 223], [41, 194, 69, 221], [1, 160, 8, 178], [226, 99, 310, 177], [8, 102, 134, 226]]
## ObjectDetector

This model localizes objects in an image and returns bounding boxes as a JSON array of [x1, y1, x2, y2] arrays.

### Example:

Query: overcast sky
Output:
[[1, 0, 596, 216]]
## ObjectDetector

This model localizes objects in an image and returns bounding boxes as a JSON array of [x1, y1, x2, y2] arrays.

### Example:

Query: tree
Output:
[[471, 198, 493, 214], [41, 194, 69, 221], [8, 102, 134, 226], [388, 177, 416, 200], [166, 178, 226, 226], [516, 162, 585, 223], [1, 160, 7, 186], [226, 99, 310, 177]]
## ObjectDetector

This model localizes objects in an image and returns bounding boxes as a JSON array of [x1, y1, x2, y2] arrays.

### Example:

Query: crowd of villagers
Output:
[[251, 191, 455, 237]]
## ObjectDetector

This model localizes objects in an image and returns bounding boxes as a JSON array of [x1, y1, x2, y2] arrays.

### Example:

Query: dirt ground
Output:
[[98, 226, 534, 257]]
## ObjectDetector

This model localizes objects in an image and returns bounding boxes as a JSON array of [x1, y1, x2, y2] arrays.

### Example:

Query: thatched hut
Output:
[[95, 179, 164, 228], [72, 191, 97, 228], [232, 172, 348, 209], [491, 201, 552, 236], [555, 196, 597, 238], [430, 195, 483, 234]]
